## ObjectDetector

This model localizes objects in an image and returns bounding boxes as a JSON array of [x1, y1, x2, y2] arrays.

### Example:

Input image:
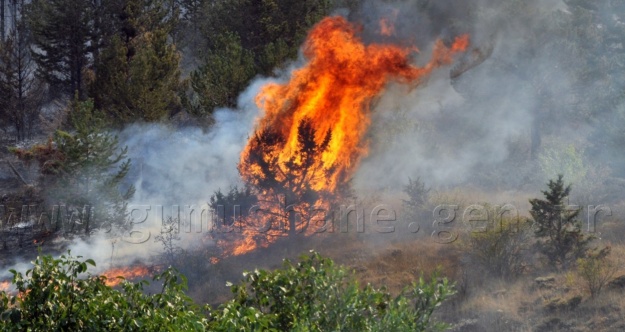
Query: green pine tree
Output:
[[187, 0, 331, 116], [89, 0, 181, 124], [529, 175, 592, 269], [13, 98, 135, 236], [187, 32, 255, 116], [0, 7, 45, 141], [25, 0, 93, 98]]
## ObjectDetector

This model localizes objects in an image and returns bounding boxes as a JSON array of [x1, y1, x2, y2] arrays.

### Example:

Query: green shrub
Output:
[[465, 217, 532, 279], [0, 251, 453, 331], [577, 247, 617, 298], [0, 252, 208, 331], [209, 251, 454, 331]]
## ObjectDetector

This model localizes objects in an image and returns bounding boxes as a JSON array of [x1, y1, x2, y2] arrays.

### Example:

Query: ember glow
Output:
[[379, 9, 399, 37], [0, 280, 10, 292], [101, 266, 151, 287], [229, 16, 469, 256]]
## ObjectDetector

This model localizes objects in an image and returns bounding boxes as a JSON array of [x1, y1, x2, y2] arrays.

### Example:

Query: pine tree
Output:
[[239, 118, 334, 235], [13, 98, 135, 236], [89, 0, 181, 124], [0, 4, 45, 141], [529, 175, 592, 269], [25, 0, 94, 98], [187, 0, 331, 115], [188, 32, 255, 115]]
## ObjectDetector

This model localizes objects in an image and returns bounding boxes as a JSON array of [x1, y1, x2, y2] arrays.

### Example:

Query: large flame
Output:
[[240, 16, 467, 195], [230, 16, 468, 256]]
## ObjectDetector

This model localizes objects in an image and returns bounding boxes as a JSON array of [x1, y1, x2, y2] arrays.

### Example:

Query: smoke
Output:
[[10, 0, 619, 274], [62, 77, 280, 268], [65, 0, 586, 267], [351, 0, 586, 192]]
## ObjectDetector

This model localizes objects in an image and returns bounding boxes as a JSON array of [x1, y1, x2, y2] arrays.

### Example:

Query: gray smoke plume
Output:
[[353, 0, 584, 193]]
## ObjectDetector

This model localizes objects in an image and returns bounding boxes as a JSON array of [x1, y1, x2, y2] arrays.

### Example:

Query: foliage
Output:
[[90, 0, 181, 124], [464, 216, 532, 279], [188, 32, 255, 116], [0, 252, 208, 331], [25, 0, 93, 98], [402, 177, 431, 223], [0, 6, 45, 141], [538, 143, 587, 185], [188, 0, 331, 115], [209, 251, 454, 331], [577, 246, 617, 298], [0, 251, 453, 331], [12, 98, 134, 236], [529, 175, 592, 269]]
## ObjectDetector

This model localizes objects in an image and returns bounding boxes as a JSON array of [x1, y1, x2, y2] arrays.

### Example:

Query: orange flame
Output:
[[101, 266, 151, 287], [379, 9, 399, 37], [0, 280, 10, 293], [231, 16, 469, 256], [379, 18, 395, 37], [240, 16, 467, 193]]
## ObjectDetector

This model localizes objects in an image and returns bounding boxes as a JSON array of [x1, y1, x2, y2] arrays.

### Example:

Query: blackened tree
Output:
[[239, 118, 333, 235]]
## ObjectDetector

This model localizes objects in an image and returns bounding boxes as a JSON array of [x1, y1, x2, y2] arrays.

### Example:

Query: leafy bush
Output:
[[464, 217, 532, 280], [577, 247, 618, 298], [0, 251, 454, 331], [209, 251, 454, 331], [403, 177, 431, 223], [0, 252, 208, 331]]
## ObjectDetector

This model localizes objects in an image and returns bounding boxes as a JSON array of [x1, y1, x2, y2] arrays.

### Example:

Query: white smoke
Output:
[[353, 0, 576, 193]]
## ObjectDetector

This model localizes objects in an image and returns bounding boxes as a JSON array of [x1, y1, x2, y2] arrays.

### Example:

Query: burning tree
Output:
[[239, 118, 335, 235], [217, 16, 469, 256]]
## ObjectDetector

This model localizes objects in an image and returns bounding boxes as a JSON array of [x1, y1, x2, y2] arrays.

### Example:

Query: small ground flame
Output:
[[0, 280, 10, 293], [101, 266, 151, 287]]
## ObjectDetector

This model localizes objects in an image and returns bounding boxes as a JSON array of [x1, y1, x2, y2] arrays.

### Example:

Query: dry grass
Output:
[[181, 187, 625, 331]]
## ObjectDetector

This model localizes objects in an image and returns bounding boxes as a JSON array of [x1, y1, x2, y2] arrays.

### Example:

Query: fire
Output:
[[101, 266, 151, 287], [0, 280, 10, 293], [230, 16, 468, 255], [379, 18, 395, 37], [241, 16, 468, 193], [379, 9, 399, 37]]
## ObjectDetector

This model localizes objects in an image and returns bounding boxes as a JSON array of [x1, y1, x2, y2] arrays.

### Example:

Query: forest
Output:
[[1, 0, 625, 331]]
